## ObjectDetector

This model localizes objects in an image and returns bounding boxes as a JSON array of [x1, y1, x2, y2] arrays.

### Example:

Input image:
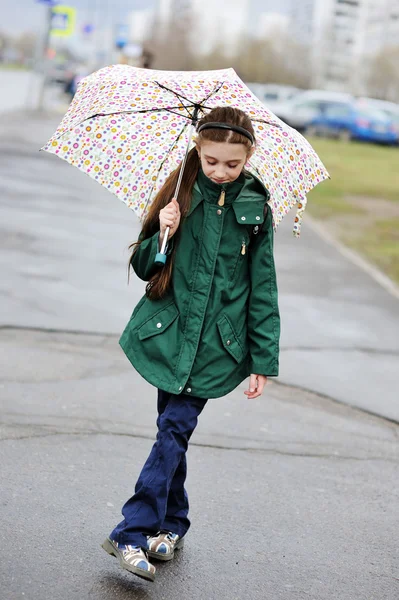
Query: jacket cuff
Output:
[[250, 361, 279, 377]]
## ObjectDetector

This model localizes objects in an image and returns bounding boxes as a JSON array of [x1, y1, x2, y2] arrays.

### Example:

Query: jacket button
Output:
[[217, 209, 222, 215], [179, 386, 183, 391], [241, 216, 246, 221], [186, 388, 192, 393], [256, 216, 261, 220], [226, 339, 231, 345], [156, 322, 162, 328]]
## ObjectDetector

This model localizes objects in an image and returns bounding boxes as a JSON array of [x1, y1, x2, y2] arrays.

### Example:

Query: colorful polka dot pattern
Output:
[[43, 65, 329, 236]]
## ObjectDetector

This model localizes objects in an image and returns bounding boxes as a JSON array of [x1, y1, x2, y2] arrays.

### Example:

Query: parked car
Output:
[[274, 90, 354, 130], [306, 101, 399, 145], [357, 97, 399, 138], [246, 83, 302, 113]]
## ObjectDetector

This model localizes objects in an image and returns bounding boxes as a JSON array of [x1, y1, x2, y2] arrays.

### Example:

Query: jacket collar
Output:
[[196, 168, 246, 205], [187, 170, 270, 225]]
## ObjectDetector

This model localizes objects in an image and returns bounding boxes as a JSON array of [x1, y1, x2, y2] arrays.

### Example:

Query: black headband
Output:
[[197, 122, 255, 145]]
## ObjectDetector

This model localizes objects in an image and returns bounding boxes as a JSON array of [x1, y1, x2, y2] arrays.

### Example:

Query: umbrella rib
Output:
[[194, 80, 283, 129], [201, 81, 225, 104], [154, 81, 198, 108], [92, 105, 188, 117], [59, 106, 195, 138], [140, 121, 191, 219], [66, 80, 226, 138], [191, 81, 225, 113], [250, 117, 282, 128], [164, 108, 195, 119], [153, 80, 229, 122], [129, 106, 195, 119]]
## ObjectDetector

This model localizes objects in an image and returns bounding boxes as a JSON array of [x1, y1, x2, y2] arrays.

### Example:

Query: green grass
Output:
[[306, 137, 399, 284], [0, 64, 30, 71], [307, 185, 365, 220], [346, 218, 399, 283], [310, 138, 399, 202]]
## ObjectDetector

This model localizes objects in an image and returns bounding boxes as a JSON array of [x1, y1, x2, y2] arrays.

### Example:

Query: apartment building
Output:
[[290, 0, 399, 92]]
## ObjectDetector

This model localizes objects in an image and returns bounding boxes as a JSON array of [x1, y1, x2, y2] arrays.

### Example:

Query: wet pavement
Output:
[[0, 111, 398, 599], [1, 110, 398, 421]]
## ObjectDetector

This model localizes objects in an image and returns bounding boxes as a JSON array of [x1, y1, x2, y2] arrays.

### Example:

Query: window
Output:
[[328, 74, 348, 83], [334, 21, 351, 30], [293, 100, 323, 111], [323, 103, 352, 118], [263, 93, 279, 101], [356, 107, 388, 121], [335, 10, 356, 18]]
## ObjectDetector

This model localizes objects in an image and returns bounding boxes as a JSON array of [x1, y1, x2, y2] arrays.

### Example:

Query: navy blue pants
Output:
[[111, 390, 208, 548]]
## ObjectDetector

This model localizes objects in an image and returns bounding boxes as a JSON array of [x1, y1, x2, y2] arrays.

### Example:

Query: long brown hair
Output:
[[130, 106, 256, 300]]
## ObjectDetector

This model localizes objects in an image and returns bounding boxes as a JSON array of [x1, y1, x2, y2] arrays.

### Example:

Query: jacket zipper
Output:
[[231, 238, 248, 284], [218, 190, 225, 206]]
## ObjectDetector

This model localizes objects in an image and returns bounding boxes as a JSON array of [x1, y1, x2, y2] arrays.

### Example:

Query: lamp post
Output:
[[36, 2, 55, 111]]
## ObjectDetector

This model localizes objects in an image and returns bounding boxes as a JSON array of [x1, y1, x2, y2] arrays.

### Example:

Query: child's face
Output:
[[198, 141, 251, 184]]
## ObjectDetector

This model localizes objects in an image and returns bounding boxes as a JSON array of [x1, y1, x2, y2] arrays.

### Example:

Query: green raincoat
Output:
[[120, 169, 280, 399]]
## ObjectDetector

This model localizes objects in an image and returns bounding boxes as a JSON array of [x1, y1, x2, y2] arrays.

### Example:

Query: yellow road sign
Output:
[[51, 5, 76, 37]]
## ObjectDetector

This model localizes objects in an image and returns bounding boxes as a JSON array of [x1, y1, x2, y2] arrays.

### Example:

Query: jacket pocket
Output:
[[217, 314, 245, 363], [138, 302, 179, 341]]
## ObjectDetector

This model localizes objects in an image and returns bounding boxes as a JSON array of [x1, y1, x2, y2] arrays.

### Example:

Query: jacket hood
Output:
[[189, 170, 269, 225]]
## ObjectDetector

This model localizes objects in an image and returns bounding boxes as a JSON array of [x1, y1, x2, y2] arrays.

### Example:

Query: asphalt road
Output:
[[0, 110, 398, 599], [2, 328, 398, 600], [0, 71, 66, 114], [1, 110, 398, 421]]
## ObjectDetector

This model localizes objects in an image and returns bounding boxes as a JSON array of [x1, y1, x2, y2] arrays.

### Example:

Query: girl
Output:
[[102, 106, 280, 581]]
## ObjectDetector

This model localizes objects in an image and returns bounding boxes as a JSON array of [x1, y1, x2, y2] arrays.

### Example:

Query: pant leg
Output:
[[158, 390, 190, 535], [162, 454, 190, 535], [111, 392, 207, 547]]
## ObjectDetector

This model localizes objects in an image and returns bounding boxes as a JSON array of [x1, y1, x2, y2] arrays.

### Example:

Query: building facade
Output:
[[290, 0, 399, 93]]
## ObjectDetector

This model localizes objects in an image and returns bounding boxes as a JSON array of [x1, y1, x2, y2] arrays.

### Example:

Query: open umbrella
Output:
[[43, 65, 329, 258]]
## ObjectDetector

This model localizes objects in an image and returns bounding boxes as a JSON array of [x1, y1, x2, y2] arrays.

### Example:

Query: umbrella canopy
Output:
[[43, 65, 329, 235]]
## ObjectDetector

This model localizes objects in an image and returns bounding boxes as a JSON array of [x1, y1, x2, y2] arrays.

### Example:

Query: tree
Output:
[[0, 31, 11, 63], [144, 1, 195, 71], [190, 43, 231, 72], [13, 32, 38, 65], [143, 11, 312, 88], [366, 46, 399, 101], [231, 34, 311, 87]]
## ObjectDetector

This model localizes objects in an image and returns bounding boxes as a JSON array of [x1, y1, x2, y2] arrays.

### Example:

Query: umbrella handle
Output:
[[153, 117, 197, 267], [154, 226, 170, 266]]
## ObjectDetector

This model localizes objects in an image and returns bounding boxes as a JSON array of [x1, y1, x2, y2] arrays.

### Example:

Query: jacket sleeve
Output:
[[248, 205, 280, 376], [130, 231, 174, 281]]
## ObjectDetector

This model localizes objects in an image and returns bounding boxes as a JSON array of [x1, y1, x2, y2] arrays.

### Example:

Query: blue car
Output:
[[306, 101, 399, 145]]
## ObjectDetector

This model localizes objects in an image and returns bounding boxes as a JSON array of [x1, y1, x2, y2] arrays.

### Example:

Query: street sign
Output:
[[51, 5, 76, 37], [115, 24, 129, 49], [82, 24, 94, 35]]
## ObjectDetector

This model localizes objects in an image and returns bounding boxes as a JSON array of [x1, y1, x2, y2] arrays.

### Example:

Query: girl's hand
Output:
[[244, 374, 268, 399], [159, 198, 181, 247]]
